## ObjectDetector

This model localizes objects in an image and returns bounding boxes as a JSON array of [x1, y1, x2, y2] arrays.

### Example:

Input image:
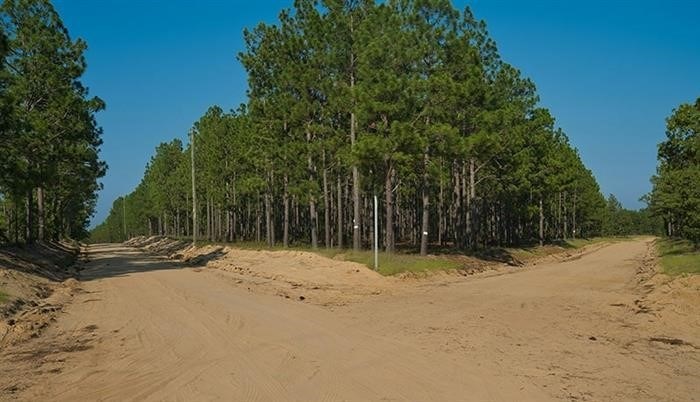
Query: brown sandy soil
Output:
[[1, 238, 698, 401], [0, 242, 82, 346]]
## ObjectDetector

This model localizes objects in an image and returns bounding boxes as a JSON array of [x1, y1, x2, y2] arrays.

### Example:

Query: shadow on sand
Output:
[[0, 241, 80, 282]]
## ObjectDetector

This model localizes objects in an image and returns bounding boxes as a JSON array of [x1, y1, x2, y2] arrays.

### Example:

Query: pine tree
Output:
[[649, 98, 700, 242], [92, 0, 608, 252], [1, 0, 106, 243]]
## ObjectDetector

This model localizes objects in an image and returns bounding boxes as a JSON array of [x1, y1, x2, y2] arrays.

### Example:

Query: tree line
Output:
[[601, 194, 661, 237], [92, 0, 610, 253], [648, 98, 700, 244], [0, 0, 106, 243]]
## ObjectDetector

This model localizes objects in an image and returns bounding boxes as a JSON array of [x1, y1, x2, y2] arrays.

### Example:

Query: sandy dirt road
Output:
[[2, 239, 698, 401]]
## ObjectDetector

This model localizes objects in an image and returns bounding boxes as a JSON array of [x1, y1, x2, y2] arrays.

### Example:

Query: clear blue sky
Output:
[[52, 0, 700, 228]]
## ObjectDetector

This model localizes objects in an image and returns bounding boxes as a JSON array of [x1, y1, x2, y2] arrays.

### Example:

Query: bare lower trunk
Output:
[[265, 193, 273, 247], [255, 199, 261, 243], [283, 175, 290, 248], [323, 165, 330, 248], [337, 175, 343, 249], [539, 197, 544, 247], [572, 194, 577, 239], [25, 190, 33, 243], [420, 189, 429, 256], [438, 178, 444, 246], [558, 192, 562, 239], [207, 197, 212, 241], [37, 187, 44, 241], [232, 184, 237, 242], [352, 167, 360, 250], [185, 194, 189, 237], [563, 192, 568, 240], [310, 200, 318, 249], [350, 40, 361, 252], [467, 159, 476, 248], [420, 153, 429, 256], [385, 165, 395, 253]]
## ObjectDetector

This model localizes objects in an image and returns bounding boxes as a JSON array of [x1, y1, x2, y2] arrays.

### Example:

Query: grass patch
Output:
[[218, 241, 461, 276], [190, 236, 634, 277], [316, 250, 461, 276], [657, 238, 700, 276], [0, 289, 9, 304]]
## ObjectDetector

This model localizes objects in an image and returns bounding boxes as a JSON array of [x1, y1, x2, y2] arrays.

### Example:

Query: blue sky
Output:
[[52, 0, 700, 227]]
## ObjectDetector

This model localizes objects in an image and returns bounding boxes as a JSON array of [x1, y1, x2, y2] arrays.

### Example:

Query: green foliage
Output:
[[92, 0, 607, 253], [648, 98, 700, 243], [0, 0, 106, 243], [656, 238, 700, 276], [601, 194, 662, 236]]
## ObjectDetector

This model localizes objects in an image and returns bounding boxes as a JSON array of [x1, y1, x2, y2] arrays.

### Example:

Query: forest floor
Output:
[[1, 237, 698, 401]]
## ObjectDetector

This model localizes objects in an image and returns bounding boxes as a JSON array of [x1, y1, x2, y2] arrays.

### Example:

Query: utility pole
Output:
[[190, 129, 198, 246], [122, 196, 127, 240]]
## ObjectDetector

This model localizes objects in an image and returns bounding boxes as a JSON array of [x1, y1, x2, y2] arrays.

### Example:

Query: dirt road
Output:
[[2, 239, 698, 401]]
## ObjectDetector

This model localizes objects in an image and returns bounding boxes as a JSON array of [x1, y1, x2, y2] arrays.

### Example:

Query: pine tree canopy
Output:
[[0, 0, 106, 243], [89, 0, 622, 250]]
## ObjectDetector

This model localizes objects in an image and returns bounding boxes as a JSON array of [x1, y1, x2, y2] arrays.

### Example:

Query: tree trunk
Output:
[[572, 193, 577, 239], [420, 188, 429, 256], [563, 191, 568, 240], [558, 191, 562, 239], [265, 192, 273, 247], [310, 199, 318, 249], [438, 177, 444, 246], [256, 199, 261, 243], [206, 197, 212, 241], [217, 208, 221, 241], [452, 165, 460, 241], [420, 153, 429, 256], [283, 174, 290, 247], [350, 44, 361, 251], [539, 196, 544, 247], [294, 196, 300, 230], [37, 187, 44, 241], [467, 159, 476, 248], [461, 164, 467, 246], [307, 129, 318, 249], [385, 165, 395, 253], [25, 190, 33, 243], [232, 183, 237, 242], [225, 209, 231, 242], [190, 132, 197, 244], [322, 160, 330, 248], [185, 194, 190, 237], [337, 175, 343, 249]]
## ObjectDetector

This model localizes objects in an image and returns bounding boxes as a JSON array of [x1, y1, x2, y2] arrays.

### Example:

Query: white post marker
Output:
[[374, 195, 378, 271]]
